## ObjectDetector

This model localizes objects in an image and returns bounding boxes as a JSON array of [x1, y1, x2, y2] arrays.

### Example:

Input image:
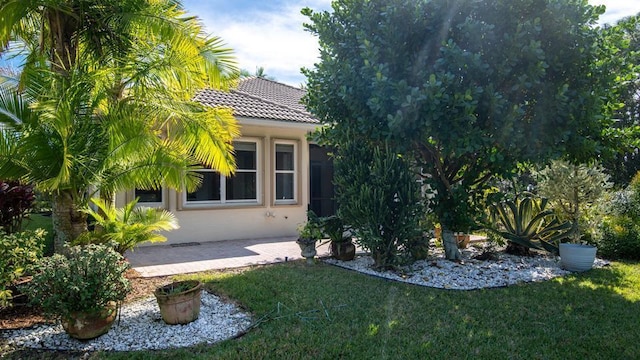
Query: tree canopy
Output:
[[303, 0, 626, 259]]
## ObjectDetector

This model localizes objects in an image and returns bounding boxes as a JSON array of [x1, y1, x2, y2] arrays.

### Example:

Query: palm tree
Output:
[[0, 0, 240, 252]]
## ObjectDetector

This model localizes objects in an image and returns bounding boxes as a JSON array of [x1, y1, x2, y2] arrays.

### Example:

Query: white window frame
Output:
[[273, 140, 298, 205], [182, 138, 262, 208]]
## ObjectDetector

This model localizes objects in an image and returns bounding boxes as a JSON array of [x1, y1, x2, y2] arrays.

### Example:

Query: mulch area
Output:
[[0, 269, 171, 331]]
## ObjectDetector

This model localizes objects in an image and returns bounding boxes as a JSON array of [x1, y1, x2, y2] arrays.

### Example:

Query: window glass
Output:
[[275, 144, 294, 171], [135, 188, 162, 203], [276, 173, 294, 200], [275, 143, 295, 202], [187, 171, 221, 201], [226, 173, 257, 200], [185, 140, 258, 204]]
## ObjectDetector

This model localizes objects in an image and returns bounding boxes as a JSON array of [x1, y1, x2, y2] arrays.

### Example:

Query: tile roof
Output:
[[194, 77, 319, 125]]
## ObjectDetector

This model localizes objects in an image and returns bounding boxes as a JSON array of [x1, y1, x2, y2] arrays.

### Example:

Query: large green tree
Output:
[[304, 0, 624, 260], [600, 14, 640, 186], [0, 0, 239, 251]]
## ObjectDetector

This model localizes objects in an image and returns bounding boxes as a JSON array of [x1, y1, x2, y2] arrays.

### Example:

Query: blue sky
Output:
[[1, 0, 638, 86]]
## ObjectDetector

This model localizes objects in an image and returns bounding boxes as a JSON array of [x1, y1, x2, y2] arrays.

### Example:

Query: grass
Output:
[[85, 260, 640, 360], [21, 213, 54, 256]]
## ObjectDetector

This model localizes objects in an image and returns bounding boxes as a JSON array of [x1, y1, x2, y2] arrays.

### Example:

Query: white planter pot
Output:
[[559, 243, 597, 272]]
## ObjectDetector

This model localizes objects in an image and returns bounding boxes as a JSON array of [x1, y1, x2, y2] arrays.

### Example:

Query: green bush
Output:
[[597, 173, 640, 260], [23, 244, 130, 320], [0, 229, 45, 308], [599, 217, 640, 260], [334, 142, 423, 269]]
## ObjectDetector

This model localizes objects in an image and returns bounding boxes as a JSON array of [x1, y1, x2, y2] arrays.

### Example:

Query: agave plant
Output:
[[74, 198, 179, 254], [489, 193, 574, 254]]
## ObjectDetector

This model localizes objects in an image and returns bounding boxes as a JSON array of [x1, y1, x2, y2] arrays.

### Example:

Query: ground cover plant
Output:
[[5, 260, 638, 359]]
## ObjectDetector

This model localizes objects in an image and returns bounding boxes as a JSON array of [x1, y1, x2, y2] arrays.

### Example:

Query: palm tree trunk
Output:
[[51, 189, 87, 253], [441, 227, 461, 261]]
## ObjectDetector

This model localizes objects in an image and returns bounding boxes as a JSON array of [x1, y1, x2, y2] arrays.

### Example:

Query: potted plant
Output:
[[23, 244, 130, 340], [321, 215, 355, 261], [536, 160, 610, 271], [296, 211, 323, 264], [154, 280, 203, 325]]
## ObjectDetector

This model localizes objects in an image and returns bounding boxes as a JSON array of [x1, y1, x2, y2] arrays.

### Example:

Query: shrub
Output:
[[23, 244, 130, 320], [0, 181, 35, 233], [599, 217, 640, 260], [597, 173, 640, 260], [488, 193, 573, 255], [334, 142, 423, 269], [0, 229, 45, 308], [73, 198, 179, 254]]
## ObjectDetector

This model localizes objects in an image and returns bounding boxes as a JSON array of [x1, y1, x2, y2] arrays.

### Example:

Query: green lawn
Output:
[[21, 213, 54, 256], [85, 260, 640, 360]]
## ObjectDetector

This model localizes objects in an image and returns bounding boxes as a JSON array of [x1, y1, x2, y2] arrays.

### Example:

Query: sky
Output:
[[1, 0, 639, 86], [184, 0, 640, 86]]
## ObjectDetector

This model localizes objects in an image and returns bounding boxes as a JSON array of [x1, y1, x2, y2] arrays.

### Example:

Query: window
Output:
[[186, 140, 259, 205], [274, 142, 296, 204], [135, 188, 163, 203]]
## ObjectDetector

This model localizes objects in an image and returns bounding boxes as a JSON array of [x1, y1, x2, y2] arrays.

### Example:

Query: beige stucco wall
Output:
[[117, 118, 318, 245]]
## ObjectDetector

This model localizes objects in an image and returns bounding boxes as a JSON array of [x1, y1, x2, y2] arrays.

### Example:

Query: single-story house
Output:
[[115, 77, 335, 245]]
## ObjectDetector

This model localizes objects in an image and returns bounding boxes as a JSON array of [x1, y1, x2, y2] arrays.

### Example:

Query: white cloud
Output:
[[589, 0, 640, 24], [192, 1, 331, 86]]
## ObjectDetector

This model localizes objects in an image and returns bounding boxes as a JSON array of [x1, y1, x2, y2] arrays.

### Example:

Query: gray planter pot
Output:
[[559, 243, 597, 272]]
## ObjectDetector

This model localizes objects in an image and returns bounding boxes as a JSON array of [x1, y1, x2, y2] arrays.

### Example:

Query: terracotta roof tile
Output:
[[195, 77, 319, 124]]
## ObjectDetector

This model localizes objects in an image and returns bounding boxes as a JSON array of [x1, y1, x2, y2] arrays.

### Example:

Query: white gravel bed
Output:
[[325, 245, 609, 290], [1, 292, 252, 352]]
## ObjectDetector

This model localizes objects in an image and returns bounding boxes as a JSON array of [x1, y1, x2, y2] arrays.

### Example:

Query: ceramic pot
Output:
[[559, 243, 597, 272], [61, 302, 117, 340], [331, 241, 356, 261]]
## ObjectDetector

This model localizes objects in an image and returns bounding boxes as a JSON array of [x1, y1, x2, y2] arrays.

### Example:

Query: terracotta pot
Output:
[[154, 280, 203, 325], [331, 241, 356, 261], [455, 233, 470, 249], [61, 302, 118, 340], [560, 243, 597, 272]]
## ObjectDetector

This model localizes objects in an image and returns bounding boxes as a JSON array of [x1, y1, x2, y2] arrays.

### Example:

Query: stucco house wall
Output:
[[115, 78, 322, 245]]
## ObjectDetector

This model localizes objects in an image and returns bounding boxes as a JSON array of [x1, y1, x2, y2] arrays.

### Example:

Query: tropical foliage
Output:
[[73, 198, 179, 254], [333, 140, 423, 269], [0, 180, 34, 233], [0, 0, 239, 251], [535, 160, 612, 242], [488, 194, 573, 255]]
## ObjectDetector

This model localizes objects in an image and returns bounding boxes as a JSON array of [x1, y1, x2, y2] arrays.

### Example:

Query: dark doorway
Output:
[[309, 144, 336, 217]]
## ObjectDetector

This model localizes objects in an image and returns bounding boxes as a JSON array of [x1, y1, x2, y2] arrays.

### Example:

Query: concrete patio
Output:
[[126, 237, 332, 277]]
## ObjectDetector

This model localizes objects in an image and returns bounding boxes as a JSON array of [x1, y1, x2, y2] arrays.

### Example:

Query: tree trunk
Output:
[[51, 189, 87, 253], [441, 227, 461, 261]]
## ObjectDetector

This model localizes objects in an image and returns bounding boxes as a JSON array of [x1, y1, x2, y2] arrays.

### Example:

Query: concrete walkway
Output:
[[126, 237, 332, 278], [126, 235, 486, 278]]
